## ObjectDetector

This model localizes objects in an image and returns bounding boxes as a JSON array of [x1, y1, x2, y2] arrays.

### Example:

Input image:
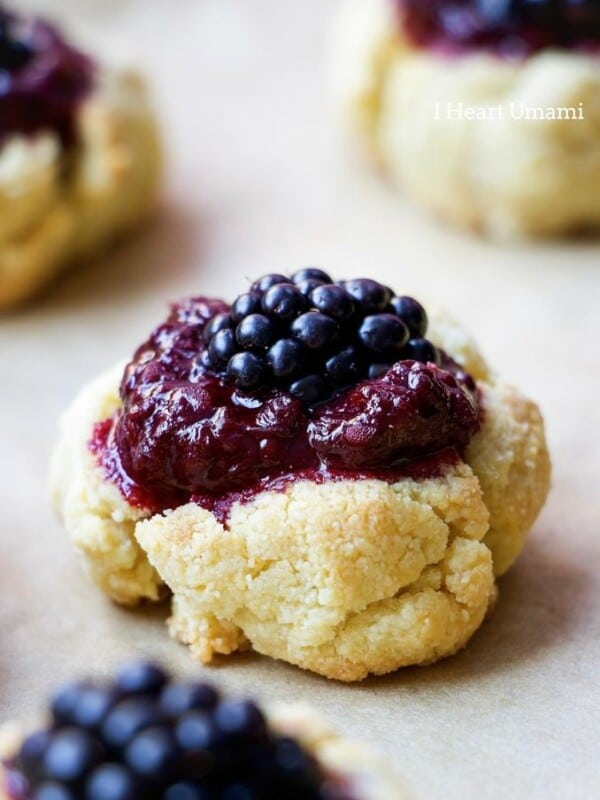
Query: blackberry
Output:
[[175, 711, 221, 754], [0, 37, 34, 71], [290, 312, 339, 351], [230, 292, 262, 323], [18, 731, 52, 780], [43, 730, 104, 784], [11, 662, 334, 800], [101, 699, 162, 750], [476, 0, 514, 26], [368, 363, 392, 380], [124, 727, 179, 781], [159, 684, 219, 719], [202, 313, 233, 344], [0, 14, 35, 72], [235, 314, 276, 351], [164, 783, 211, 800], [70, 688, 119, 732], [261, 283, 307, 321], [295, 278, 327, 298], [200, 271, 440, 406], [309, 285, 355, 321], [403, 337, 440, 365], [358, 314, 409, 356], [226, 352, 266, 389], [289, 375, 330, 405], [266, 339, 306, 378], [213, 700, 267, 742], [51, 683, 92, 727], [341, 279, 391, 314], [291, 267, 332, 286], [325, 347, 362, 387], [207, 329, 236, 367], [389, 296, 428, 338], [85, 765, 138, 800], [250, 273, 289, 293]]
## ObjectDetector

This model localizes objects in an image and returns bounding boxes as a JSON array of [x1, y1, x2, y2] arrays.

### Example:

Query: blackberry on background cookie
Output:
[[0, 661, 403, 800]]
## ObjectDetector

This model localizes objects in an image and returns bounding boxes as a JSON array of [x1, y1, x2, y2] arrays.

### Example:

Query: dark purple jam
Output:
[[0, 6, 95, 145], [92, 274, 481, 520], [399, 0, 600, 57], [2, 661, 359, 800]]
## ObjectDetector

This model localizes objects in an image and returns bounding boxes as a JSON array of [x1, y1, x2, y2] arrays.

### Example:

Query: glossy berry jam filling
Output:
[[0, 6, 95, 145], [92, 273, 481, 519], [398, 0, 600, 57], [2, 661, 358, 800]]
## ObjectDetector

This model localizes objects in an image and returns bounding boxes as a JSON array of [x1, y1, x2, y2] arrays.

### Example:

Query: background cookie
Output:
[[0, 7, 161, 309], [333, 0, 600, 237]]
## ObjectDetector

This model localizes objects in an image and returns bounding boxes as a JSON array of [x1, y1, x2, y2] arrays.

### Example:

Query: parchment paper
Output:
[[1, 2, 599, 799]]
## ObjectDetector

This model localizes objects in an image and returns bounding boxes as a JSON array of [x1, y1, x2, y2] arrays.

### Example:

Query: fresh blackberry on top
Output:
[[0, 662, 402, 800], [200, 269, 441, 401]]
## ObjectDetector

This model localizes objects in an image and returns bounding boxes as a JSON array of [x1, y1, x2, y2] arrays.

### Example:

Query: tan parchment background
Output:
[[0, 2, 599, 799]]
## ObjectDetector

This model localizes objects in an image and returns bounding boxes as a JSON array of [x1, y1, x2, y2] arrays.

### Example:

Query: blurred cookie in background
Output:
[[333, 0, 600, 238], [0, 4, 161, 309]]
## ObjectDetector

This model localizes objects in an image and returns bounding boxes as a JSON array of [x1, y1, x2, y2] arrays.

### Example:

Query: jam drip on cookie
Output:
[[2, 661, 357, 800], [92, 271, 480, 517], [399, 0, 600, 56], [0, 6, 95, 145]]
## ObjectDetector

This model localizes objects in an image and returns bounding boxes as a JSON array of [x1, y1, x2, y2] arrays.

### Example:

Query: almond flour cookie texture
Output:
[[0, 661, 404, 800], [333, 0, 600, 238], [0, 5, 161, 309], [50, 271, 551, 681]]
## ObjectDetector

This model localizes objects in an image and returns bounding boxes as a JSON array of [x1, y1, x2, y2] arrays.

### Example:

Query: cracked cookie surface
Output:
[[136, 463, 494, 681]]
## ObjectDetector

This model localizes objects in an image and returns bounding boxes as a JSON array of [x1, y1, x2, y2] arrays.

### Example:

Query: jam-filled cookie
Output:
[[0, 661, 403, 800], [51, 270, 550, 681], [0, 5, 161, 309], [334, 0, 600, 237]]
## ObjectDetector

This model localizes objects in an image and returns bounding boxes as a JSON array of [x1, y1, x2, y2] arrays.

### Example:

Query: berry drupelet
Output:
[[3, 662, 351, 800], [201, 269, 439, 405]]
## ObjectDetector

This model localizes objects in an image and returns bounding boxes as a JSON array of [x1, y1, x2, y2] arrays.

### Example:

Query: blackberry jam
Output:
[[0, 5, 95, 145], [398, 0, 600, 57]]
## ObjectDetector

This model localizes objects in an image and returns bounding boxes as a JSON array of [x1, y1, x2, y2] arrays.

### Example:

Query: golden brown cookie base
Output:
[[139, 465, 494, 681]]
